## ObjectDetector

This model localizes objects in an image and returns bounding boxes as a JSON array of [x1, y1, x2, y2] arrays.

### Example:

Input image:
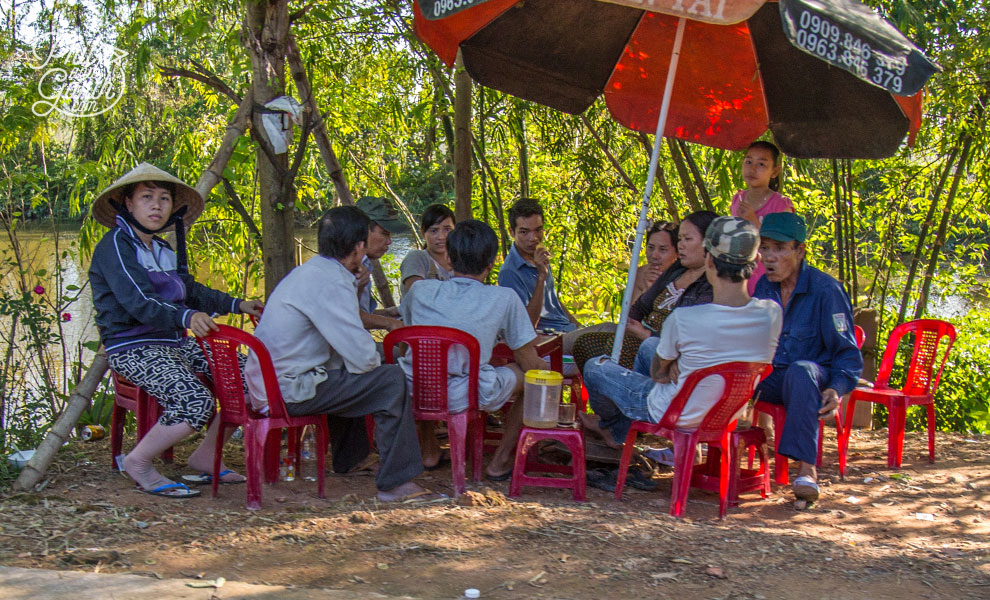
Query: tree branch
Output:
[[159, 65, 241, 104], [222, 177, 262, 239]]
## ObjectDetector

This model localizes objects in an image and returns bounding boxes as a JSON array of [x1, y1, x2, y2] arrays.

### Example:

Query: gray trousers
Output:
[[286, 364, 423, 491]]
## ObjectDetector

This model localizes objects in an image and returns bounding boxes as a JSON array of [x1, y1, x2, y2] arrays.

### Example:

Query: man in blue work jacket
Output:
[[753, 213, 863, 502]]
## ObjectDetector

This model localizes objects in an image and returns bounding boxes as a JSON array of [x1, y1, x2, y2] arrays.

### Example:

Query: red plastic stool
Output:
[[693, 426, 770, 507], [110, 371, 173, 470], [509, 426, 586, 501]]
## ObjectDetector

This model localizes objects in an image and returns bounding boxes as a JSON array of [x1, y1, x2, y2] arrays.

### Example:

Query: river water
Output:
[[0, 224, 420, 393]]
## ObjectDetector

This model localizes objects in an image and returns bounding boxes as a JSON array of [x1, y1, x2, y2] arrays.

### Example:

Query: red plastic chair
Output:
[[197, 325, 328, 510], [842, 319, 956, 469], [751, 325, 865, 483], [614, 362, 772, 518], [384, 325, 484, 497], [109, 372, 173, 470]]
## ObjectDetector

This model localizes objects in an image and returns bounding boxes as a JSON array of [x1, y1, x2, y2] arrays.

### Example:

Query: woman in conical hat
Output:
[[89, 163, 263, 498]]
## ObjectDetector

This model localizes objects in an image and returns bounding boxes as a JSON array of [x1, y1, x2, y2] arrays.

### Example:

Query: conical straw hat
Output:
[[91, 163, 204, 229]]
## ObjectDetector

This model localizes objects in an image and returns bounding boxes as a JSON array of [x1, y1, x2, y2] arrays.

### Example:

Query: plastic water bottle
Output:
[[301, 426, 317, 481], [280, 448, 296, 482]]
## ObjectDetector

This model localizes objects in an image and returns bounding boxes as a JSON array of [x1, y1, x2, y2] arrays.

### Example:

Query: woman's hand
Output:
[[189, 312, 219, 338], [239, 300, 264, 317], [626, 319, 651, 341]]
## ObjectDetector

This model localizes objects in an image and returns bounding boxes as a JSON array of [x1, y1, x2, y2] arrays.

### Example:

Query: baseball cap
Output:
[[355, 197, 409, 234], [760, 212, 807, 243], [704, 216, 759, 265]]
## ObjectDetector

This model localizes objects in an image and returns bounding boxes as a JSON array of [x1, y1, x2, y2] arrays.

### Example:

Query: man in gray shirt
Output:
[[400, 220, 547, 480], [246, 206, 432, 502]]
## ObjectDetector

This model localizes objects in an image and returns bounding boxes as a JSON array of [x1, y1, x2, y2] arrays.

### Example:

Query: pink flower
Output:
[[61, 313, 71, 322], [33, 285, 45, 295]]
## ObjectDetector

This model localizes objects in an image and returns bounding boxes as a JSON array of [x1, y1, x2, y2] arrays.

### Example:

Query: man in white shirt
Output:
[[245, 206, 430, 502], [581, 216, 782, 447]]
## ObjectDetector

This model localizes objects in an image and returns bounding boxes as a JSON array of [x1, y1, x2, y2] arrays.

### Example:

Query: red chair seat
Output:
[[384, 326, 485, 497], [842, 319, 955, 469], [615, 362, 772, 519], [198, 325, 328, 510]]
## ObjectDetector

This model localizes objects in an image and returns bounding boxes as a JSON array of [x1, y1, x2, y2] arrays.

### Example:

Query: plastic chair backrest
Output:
[[383, 325, 481, 416], [657, 362, 772, 437], [854, 325, 865, 349], [874, 319, 956, 394], [197, 324, 292, 422]]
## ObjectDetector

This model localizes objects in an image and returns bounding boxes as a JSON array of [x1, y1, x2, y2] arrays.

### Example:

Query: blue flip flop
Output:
[[180, 470, 246, 485], [138, 482, 201, 498]]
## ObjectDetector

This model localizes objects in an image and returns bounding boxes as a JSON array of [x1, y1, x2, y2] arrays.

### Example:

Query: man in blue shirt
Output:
[[498, 198, 613, 358], [753, 213, 863, 502]]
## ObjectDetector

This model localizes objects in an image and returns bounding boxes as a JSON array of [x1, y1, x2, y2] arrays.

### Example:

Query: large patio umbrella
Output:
[[414, 0, 938, 361]]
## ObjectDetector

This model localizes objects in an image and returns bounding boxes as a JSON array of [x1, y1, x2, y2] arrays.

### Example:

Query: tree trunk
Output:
[[832, 159, 847, 293], [844, 160, 859, 305], [515, 104, 529, 200], [677, 140, 714, 212], [666, 139, 701, 212], [895, 143, 960, 325], [453, 50, 473, 221], [287, 37, 353, 207], [914, 134, 974, 319], [637, 133, 679, 222], [247, 0, 294, 298], [13, 354, 109, 491]]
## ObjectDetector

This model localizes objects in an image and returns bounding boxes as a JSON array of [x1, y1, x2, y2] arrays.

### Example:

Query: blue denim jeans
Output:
[[754, 360, 827, 465], [634, 336, 662, 376], [583, 356, 657, 444]]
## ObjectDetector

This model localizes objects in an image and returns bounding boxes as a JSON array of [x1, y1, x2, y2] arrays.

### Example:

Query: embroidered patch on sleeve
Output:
[[832, 313, 849, 333]]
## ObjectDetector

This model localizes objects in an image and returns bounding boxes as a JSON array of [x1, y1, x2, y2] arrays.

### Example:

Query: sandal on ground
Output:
[[626, 467, 660, 491], [792, 475, 820, 501], [486, 467, 513, 482], [424, 449, 451, 471], [380, 489, 449, 503], [137, 482, 201, 498], [587, 468, 617, 492], [180, 470, 245, 485]]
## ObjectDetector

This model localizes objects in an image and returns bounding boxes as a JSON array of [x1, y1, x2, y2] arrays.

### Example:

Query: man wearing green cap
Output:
[[753, 212, 863, 502], [355, 197, 408, 332]]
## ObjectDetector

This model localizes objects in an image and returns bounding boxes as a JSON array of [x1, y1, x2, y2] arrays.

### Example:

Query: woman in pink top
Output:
[[730, 140, 794, 292]]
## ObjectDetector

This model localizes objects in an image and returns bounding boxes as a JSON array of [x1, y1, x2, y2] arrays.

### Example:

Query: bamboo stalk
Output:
[[832, 160, 846, 292], [914, 135, 974, 319], [677, 140, 714, 212], [454, 50, 474, 222], [666, 139, 701, 212], [895, 143, 960, 325]]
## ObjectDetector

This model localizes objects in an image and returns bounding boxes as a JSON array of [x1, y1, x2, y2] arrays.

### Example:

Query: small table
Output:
[[492, 334, 563, 373]]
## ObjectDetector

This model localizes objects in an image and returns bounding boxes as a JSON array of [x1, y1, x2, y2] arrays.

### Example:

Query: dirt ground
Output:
[[1, 427, 989, 600]]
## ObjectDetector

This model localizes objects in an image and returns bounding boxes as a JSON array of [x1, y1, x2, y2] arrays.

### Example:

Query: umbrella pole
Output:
[[610, 17, 686, 363]]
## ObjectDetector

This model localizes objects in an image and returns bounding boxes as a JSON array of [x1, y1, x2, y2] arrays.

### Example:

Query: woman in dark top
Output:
[[89, 163, 263, 498], [573, 211, 716, 372]]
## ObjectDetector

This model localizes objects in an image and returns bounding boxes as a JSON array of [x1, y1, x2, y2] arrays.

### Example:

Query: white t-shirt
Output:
[[647, 299, 782, 427], [398, 277, 536, 411]]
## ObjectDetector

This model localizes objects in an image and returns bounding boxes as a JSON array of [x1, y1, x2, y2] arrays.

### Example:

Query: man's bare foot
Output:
[[577, 412, 622, 449], [376, 481, 442, 502]]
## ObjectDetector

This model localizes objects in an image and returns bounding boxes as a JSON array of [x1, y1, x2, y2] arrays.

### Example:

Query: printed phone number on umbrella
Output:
[[430, 0, 483, 18], [794, 10, 908, 93]]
